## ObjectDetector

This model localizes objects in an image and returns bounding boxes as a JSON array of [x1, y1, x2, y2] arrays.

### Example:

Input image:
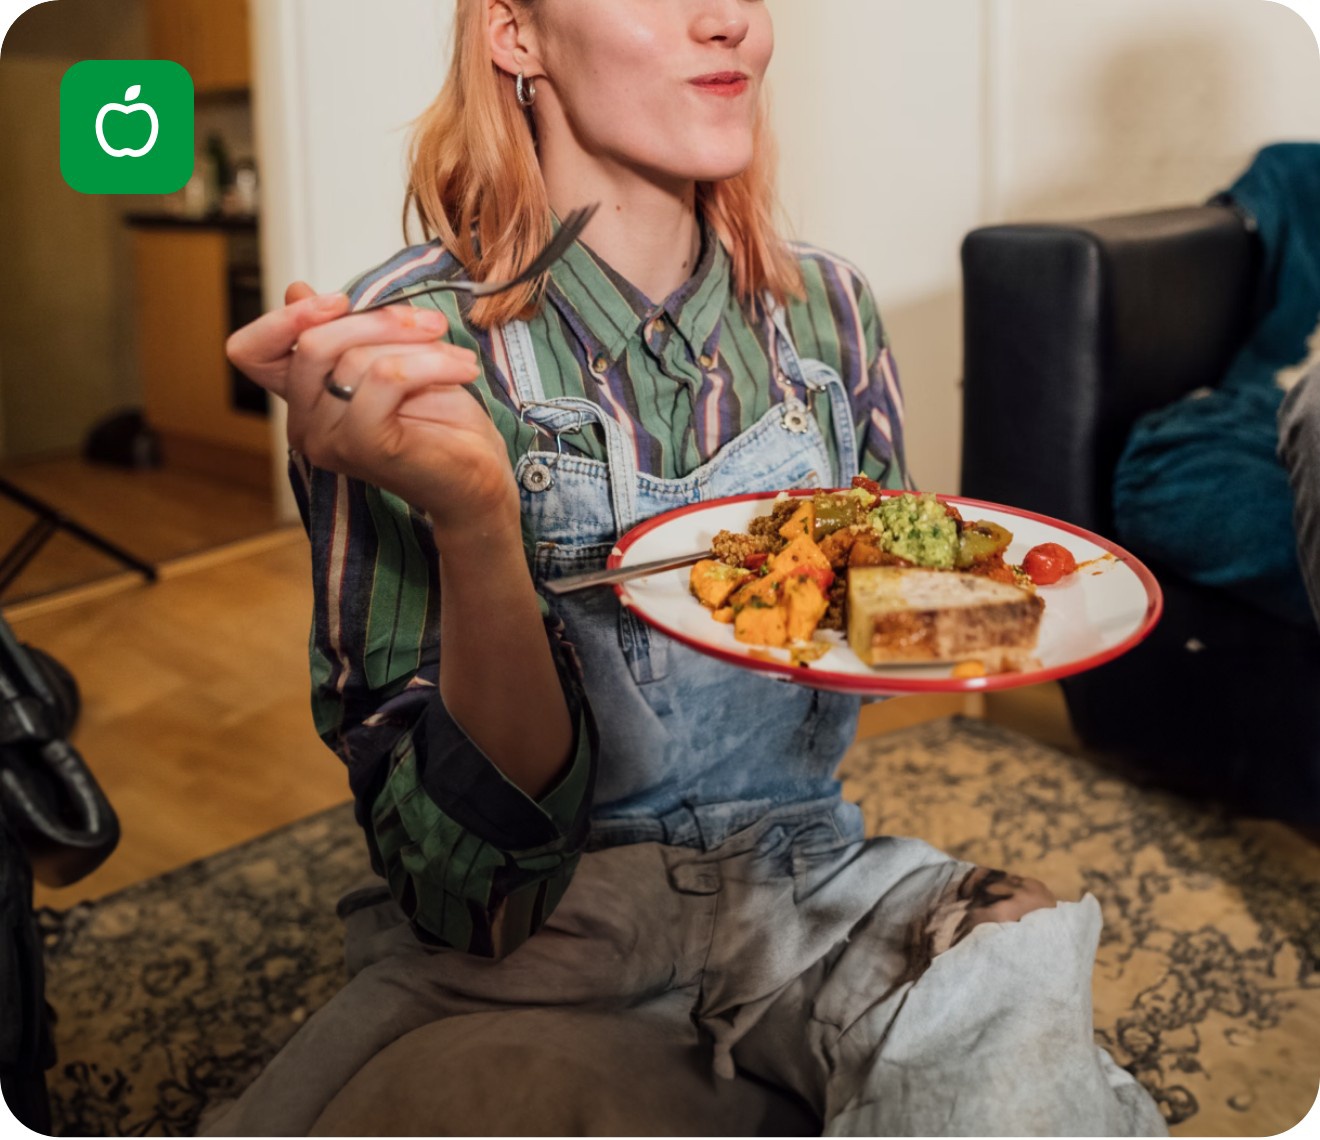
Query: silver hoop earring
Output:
[[516, 71, 537, 108]]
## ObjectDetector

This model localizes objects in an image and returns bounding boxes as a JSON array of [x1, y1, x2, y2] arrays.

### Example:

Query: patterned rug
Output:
[[37, 717, 1320, 1136]]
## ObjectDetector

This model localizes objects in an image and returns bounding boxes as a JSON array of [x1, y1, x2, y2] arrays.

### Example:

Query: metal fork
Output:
[[323, 204, 598, 401], [542, 549, 714, 595], [357, 203, 599, 313]]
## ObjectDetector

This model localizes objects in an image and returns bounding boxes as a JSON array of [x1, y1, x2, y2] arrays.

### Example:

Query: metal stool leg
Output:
[[0, 476, 157, 599]]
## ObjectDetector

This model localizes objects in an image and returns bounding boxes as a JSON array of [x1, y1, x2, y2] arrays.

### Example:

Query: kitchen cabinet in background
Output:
[[148, 0, 250, 95], [132, 224, 270, 492]]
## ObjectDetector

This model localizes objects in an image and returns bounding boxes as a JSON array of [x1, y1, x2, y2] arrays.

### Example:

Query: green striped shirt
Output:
[[291, 224, 910, 957]]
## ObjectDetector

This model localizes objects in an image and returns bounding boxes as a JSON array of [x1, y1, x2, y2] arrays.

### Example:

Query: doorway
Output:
[[0, 0, 281, 608]]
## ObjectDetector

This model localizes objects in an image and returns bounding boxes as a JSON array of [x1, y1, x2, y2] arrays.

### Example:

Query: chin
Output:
[[684, 143, 757, 184]]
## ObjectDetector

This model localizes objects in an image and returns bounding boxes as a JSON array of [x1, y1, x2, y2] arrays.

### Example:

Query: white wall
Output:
[[251, 0, 450, 297], [253, 0, 1320, 514], [249, 0, 451, 516], [769, 0, 986, 495], [986, 0, 1320, 222]]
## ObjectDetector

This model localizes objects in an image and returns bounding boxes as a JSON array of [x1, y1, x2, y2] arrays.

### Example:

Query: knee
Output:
[[912, 865, 1060, 973], [953, 865, 1057, 939]]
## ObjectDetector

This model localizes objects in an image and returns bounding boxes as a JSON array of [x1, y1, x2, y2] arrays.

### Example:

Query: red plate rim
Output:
[[607, 489, 1165, 695]]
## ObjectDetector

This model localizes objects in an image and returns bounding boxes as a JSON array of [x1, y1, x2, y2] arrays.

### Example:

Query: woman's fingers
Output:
[[288, 305, 452, 399], [353, 343, 483, 406], [287, 342, 480, 456], [334, 344, 481, 422], [287, 309, 469, 417], [226, 289, 350, 396], [285, 281, 317, 306], [332, 339, 478, 392]]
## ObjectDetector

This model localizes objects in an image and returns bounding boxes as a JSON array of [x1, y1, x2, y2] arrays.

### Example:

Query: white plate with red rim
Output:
[[608, 490, 1163, 695]]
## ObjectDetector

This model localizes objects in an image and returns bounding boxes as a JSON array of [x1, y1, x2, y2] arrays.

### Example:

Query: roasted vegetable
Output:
[[811, 492, 866, 539], [769, 534, 833, 579], [690, 560, 753, 609], [720, 533, 837, 649], [778, 499, 815, 541], [735, 604, 789, 647], [729, 573, 781, 612], [956, 521, 1013, 568], [818, 527, 858, 569], [783, 576, 831, 642], [730, 575, 789, 647]]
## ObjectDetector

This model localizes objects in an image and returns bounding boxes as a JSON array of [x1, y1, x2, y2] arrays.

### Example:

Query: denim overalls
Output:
[[206, 312, 1168, 1140], [497, 309, 867, 848]]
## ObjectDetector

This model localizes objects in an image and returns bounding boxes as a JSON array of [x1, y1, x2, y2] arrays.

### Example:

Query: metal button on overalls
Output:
[[782, 406, 811, 434], [521, 462, 553, 493]]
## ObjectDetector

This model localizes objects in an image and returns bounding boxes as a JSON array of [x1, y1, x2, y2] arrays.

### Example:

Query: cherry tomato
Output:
[[1022, 542, 1077, 586], [742, 552, 769, 572]]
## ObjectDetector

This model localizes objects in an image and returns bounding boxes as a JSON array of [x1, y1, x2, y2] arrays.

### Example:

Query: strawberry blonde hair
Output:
[[404, 0, 804, 328]]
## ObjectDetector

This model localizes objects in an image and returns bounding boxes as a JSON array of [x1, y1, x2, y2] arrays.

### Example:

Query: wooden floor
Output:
[[16, 530, 349, 909], [12, 523, 1079, 909], [0, 455, 280, 603]]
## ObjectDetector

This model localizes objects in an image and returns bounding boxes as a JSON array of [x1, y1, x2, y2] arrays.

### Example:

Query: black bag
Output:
[[0, 617, 118, 1132], [1, 812, 55, 1133], [0, 622, 117, 887]]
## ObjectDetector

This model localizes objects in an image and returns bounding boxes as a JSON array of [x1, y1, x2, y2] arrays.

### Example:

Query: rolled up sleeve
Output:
[[293, 456, 598, 960], [366, 606, 597, 959]]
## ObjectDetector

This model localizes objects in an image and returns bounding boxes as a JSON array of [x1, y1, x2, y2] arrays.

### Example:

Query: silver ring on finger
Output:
[[323, 375, 356, 402]]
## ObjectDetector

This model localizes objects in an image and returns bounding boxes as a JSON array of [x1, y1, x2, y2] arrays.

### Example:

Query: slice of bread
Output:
[[847, 566, 1044, 667]]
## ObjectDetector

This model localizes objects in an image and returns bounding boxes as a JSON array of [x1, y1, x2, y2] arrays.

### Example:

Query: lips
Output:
[[690, 72, 749, 97]]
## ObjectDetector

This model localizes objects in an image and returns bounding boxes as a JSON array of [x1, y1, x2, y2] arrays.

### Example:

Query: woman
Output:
[[210, 0, 1166, 1133]]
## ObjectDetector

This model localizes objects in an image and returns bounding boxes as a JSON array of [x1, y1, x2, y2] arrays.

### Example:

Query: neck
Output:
[[540, 151, 703, 303]]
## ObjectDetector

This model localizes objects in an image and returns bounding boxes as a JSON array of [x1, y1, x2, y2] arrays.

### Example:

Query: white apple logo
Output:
[[95, 85, 159, 158]]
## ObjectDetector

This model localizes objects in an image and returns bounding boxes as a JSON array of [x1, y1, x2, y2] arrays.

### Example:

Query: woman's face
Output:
[[524, 0, 773, 186]]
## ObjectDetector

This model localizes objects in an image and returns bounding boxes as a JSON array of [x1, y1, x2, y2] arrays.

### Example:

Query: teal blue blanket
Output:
[[1112, 143, 1320, 627]]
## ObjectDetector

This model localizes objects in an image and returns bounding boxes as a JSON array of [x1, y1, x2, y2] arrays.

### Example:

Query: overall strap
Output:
[[500, 320, 546, 406], [768, 305, 860, 485], [495, 322, 642, 536]]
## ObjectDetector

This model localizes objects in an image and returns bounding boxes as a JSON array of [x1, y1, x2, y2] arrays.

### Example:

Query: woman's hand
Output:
[[231, 286, 573, 797], [226, 282, 518, 541]]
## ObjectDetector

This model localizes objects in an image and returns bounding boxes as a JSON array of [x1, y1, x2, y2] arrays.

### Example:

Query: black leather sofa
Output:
[[960, 205, 1320, 828]]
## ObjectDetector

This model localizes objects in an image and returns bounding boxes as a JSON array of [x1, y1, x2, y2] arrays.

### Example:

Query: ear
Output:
[[488, 0, 543, 79]]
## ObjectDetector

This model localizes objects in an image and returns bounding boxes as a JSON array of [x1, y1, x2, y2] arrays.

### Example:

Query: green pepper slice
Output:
[[812, 492, 864, 539], [956, 520, 1013, 568]]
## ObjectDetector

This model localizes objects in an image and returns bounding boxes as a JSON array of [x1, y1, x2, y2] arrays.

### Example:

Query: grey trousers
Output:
[[1279, 364, 1320, 629], [203, 799, 1166, 1137]]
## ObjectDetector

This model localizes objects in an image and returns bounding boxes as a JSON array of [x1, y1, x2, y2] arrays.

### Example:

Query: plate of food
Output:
[[605, 480, 1162, 694]]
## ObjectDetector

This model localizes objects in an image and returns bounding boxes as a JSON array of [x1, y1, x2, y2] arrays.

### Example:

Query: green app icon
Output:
[[60, 60, 194, 195]]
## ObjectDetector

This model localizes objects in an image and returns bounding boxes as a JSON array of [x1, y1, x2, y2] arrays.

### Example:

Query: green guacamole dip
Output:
[[869, 493, 958, 569]]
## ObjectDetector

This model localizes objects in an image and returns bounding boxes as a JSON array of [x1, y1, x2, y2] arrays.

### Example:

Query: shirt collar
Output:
[[545, 217, 731, 367]]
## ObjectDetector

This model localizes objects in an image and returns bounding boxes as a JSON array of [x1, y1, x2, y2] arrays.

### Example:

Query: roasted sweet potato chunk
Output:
[[690, 560, 752, 609], [734, 602, 789, 648], [783, 577, 829, 642], [777, 499, 815, 541]]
